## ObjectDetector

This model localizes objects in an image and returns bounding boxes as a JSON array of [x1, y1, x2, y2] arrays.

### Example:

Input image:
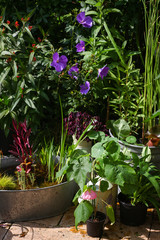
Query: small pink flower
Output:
[[16, 165, 22, 172], [81, 190, 97, 200]]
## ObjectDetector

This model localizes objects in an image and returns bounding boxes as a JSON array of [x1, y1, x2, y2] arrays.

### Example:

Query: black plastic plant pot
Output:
[[86, 211, 106, 238], [118, 193, 147, 226]]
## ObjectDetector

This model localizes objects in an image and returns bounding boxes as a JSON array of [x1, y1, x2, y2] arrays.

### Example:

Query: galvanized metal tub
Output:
[[0, 180, 78, 222], [109, 129, 160, 169], [0, 156, 19, 169]]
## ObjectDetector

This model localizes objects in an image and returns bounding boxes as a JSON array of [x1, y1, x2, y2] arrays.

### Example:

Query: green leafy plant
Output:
[[57, 129, 142, 229], [39, 139, 56, 183], [0, 14, 55, 138], [109, 118, 160, 147], [119, 148, 160, 220], [0, 175, 16, 190], [142, 0, 160, 137]]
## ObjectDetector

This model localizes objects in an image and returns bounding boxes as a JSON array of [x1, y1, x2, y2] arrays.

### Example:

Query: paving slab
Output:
[[0, 223, 11, 240], [1, 206, 160, 240], [148, 210, 160, 240]]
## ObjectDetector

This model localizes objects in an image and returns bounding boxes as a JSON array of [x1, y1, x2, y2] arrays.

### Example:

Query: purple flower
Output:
[[51, 52, 68, 72], [68, 63, 79, 79], [98, 65, 109, 79], [76, 40, 85, 52], [80, 81, 90, 95], [76, 12, 93, 28]]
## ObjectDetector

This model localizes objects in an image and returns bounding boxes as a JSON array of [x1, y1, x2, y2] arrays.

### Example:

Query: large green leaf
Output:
[[74, 201, 93, 229], [91, 142, 105, 158], [143, 172, 160, 197], [113, 119, 130, 139], [104, 164, 138, 188], [106, 205, 115, 224], [67, 155, 91, 191]]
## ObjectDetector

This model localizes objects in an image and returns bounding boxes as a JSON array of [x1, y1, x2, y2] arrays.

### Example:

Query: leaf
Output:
[[141, 146, 151, 162], [100, 180, 109, 192], [104, 164, 138, 188], [85, 0, 97, 5], [29, 51, 35, 64], [143, 172, 160, 197], [12, 61, 17, 78], [91, 142, 105, 158], [85, 10, 98, 16], [126, 136, 137, 144], [0, 67, 10, 84], [0, 109, 9, 119], [1, 51, 12, 56], [92, 26, 101, 38], [10, 98, 20, 112], [40, 91, 49, 101], [67, 155, 92, 191], [105, 140, 120, 155], [25, 26, 34, 40], [113, 119, 130, 139], [74, 201, 93, 229], [87, 130, 99, 140], [24, 99, 36, 109], [106, 205, 115, 224]]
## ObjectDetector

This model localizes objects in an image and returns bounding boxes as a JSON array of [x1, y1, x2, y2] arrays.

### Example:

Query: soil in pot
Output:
[[118, 193, 147, 226], [86, 211, 106, 237]]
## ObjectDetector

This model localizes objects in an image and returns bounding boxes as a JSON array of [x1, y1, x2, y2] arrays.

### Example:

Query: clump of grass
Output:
[[0, 175, 17, 190]]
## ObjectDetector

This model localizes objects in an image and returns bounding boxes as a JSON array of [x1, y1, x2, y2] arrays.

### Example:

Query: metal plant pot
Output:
[[0, 180, 78, 222], [0, 156, 19, 169], [109, 129, 160, 169]]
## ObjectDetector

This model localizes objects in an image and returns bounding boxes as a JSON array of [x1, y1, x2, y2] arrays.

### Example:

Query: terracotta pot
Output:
[[86, 211, 106, 237], [118, 192, 147, 226]]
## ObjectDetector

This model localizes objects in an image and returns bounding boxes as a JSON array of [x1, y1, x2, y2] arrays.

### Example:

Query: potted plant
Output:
[[57, 129, 145, 237], [109, 118, 160, 169], [0, 104, 78, 222], [117, 148, 160, 226]]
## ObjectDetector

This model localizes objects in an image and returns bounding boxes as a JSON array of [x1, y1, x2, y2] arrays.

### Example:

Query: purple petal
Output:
[[76, 12, 85, 24], [68, 63, 79, 79], [76, 40, 85, 52], [51, 52, 68, 72], [80, 81, 90, 94], [59, 55, 68, 64], [98, 65, 109, 79], [82, 16, 93, 28], [52, 52, 59, 62]]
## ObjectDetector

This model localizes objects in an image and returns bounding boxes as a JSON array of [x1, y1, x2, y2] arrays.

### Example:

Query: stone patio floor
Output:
[[0, 205, 160, 240]]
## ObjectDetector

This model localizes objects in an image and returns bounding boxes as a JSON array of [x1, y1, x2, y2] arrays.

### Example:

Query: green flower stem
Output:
[[103, 21, 126, 67]]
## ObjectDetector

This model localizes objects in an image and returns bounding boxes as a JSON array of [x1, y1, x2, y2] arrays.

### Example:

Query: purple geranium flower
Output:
[[51, 52, 68, 72], [98, 65, 109, 79], [68, 63, 79, 79], [76, 12, 93, 28], [80, 81, 90, 95], [76, 40, 85, 52]]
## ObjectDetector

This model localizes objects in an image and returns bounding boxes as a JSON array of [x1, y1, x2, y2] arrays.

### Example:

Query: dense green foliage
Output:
[[0, 0, 158, 149]]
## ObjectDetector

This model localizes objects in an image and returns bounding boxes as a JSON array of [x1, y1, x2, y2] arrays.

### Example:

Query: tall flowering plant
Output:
[[50, 11, 110, 118]]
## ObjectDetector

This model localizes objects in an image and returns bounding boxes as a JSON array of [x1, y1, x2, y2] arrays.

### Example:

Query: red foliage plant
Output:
[[9, 119, 35, 173]]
